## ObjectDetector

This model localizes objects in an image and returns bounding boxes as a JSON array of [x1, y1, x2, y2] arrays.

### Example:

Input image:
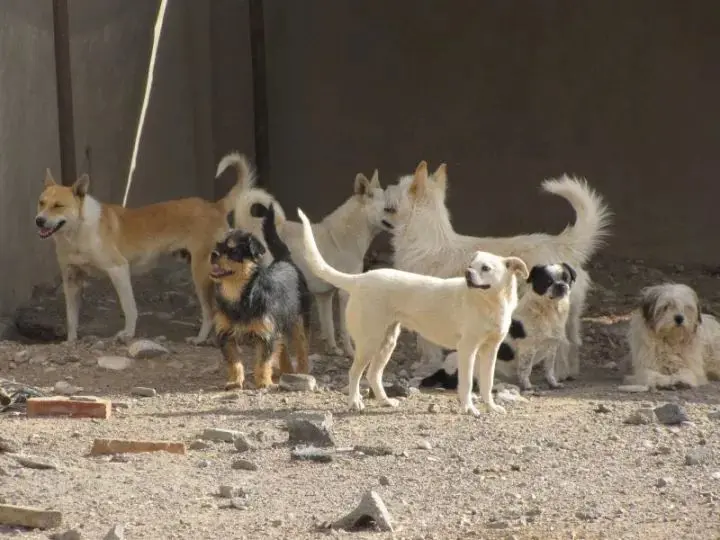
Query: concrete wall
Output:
[[1, 0, 718, 316]]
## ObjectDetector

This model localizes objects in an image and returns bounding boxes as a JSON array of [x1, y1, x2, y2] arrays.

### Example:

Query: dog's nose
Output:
[[552, 283, 569, 297], [674, 314, 685, 325], [35, 216, 46, 227], [210, 250, 219, 263]]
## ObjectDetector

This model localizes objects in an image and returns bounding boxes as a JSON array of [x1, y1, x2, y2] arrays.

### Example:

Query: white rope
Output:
[[122, 0, 169, 207]]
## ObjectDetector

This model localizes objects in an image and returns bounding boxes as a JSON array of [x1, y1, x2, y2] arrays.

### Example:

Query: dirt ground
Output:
[[2, 255, 720, 540]]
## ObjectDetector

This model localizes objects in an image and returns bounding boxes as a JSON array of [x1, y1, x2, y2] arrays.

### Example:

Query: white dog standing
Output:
[[626, 283, 720, 389], [383, 161, 611, 381], [297, 208, 528, 416]]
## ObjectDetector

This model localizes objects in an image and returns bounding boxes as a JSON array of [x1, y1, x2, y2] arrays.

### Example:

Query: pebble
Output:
[[230, 498, 248, 510], [14, 351, 30, 364], [624, 407, 656, 425], [51, 529, 82, 540], [486, 520, 510, 529], [279, 373, 317, 392], [417, 440, 432, 451], [711, 472, 720, 480], [656, 477, 674, 488], [201, 428, 241, 443], [685, 448, 710, 466], [103, 524, 125, 540], [189, 440, 211, 451], [0, 437, 20, 453], [128, 339, 169, 359], [219, 485, 242, 498], [197, 460, 212, 468], [654, 403, 689, 425], [232, 459, 259, 471], [608, 434, 621, 442], [130, 387, 157, 398], [707, 410, 720, 421], [576, 509, 600, 522], [97, 356, 134, 371], [13, 454, 58, 470], [379, 475, 391, 486], [354, 444, 394, 457], [594, 404, 612, 414], [234, 434, 254, 453], [428, 403, 440, 413]]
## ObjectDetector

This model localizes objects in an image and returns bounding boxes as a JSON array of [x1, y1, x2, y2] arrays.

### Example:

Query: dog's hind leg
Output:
[[61, 265, 84, 342], [472, 338, 506, 415], [278, 341, 295, 375], [316, 291, 342, 355], [187, 256, 215, 345], [291, 318, 310, 374], [417, 334, 444, 367], [561, 295, 585, 380], [106, 264, 138, 342], [337, 289, 355, 358], [366, 323, 402, 408]]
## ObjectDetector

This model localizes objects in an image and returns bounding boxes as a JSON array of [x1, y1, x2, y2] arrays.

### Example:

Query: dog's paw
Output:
[[459, 401, 482, 417], [487, 402, 507, 414], [225, 381, 244, 391], [256, 382, 278, 392], [383, 398, 400, 408], [325, 343, 344, 356], [547, 380, 564, 390], [349, 397, 365, 412], [186, 335, 211, 346], [113, 329, 134, 344]]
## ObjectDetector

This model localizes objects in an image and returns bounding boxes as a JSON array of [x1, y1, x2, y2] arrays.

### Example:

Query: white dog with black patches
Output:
[[625, 283, 720, 389], [384, 161, 611, 381], [296, 208, 529, 416]]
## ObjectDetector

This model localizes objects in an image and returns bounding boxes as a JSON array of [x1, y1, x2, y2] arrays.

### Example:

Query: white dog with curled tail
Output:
[[296, 207, 528, 416], [625, 283, 720, 389]]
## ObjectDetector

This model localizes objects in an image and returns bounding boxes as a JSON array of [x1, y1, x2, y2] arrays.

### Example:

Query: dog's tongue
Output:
[[211, 264, 223, 275]]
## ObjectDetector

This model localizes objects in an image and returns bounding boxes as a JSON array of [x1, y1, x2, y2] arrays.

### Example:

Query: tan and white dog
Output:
[[625, 283, 720, 389], [297, 208, 528, 416], [35, 166, 248, 344], [383, 161, 611, 381], [219, 152, 389, 357]]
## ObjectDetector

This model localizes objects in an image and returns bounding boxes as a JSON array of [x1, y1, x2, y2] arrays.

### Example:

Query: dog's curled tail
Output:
[[297, 208, 356, 292], [215, 151, 255, 213], [541, 175, 612, 264], [262, 204, 292, 262]]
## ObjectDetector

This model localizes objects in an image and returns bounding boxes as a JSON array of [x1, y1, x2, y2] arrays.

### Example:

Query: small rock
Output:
[[189, 440, 211, 451], [486, 520, 510, 529], [327, 490, 393, 532], [618, 384, 650, 393], [230, 498, 248, 510], [271, 519, 283, 527], [0, 437, 20, 453], [103, 524, 125, 540], [417, 440, 432, 451], [291, 446, 334, 463], [279, 373, 317, 392], [655, 403, 690, 425], [428, 403, 440, 413], [707, 410, 720, 421], [353, 444, 394, 457], [656, 477, 674, 488], [286, 412, 335, 448], [608, 434, 621, 442], [130, 387, 157, 398], [97, 356, 133, 371], [110, 454, 132, 463], [201, 428, 241, 443], [232, 458, 259, 471], [197, 459, 212, 468], [624, 407, 656, 425], [128, 339, 169, 359], [29, 354, 48, 366], [219, 485, 241, 498], [711, 471, 720, 480], [112, 401, 133, 410], [685, 448, 711, 466], [594, 404, 612, 414], [51, 529, 82, 540], [12, 454, 57, 470], [379, 475, 390, 486], [13, 351, 30, 364], [656, 445, 672, 455], [233, 434, 254, 453], [576, 509, 600, 521]]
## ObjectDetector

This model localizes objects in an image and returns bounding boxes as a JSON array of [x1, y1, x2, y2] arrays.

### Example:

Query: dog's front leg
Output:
[[474, 339, 507, 414], [456, 340, 481, 416], [337, 289, 355, 358], [61, 265, 83, 342], [316, 291, 343, 355], [106, 264, 138, 342]]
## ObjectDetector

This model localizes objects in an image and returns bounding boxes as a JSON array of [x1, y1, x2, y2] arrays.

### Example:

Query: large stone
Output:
[[279, 373, 317, 392], [128, 340, 169, 359], [97, 356, 133, 371], [286, 412, 335, 448], [327, 490, 393, 532], [654, 403, 689, 425], [201, 428, 241, 443]]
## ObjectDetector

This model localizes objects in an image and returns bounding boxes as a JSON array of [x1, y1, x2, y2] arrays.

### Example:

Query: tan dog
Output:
[[35, 167, 248, 343]]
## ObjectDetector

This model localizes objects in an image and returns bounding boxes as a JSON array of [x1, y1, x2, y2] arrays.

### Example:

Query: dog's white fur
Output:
[[495, 269, 572, 390], [625, 283, 720, 389], [220, 152, 389, 357], [384, 161, 611, 381], [297, 208, 528, 416]]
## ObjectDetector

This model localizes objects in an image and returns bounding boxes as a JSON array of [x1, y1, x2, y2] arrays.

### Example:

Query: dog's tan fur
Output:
[[36, 166, 248, 343]]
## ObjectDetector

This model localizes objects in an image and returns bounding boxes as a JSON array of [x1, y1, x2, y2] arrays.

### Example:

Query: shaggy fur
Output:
[[297, 208, 528, 416], [35, 167, 246, 344], [227, 169, 389, 358], [383, 161, 611, 381], [625, 283, 720, 389], [211, 204, 311, 390]]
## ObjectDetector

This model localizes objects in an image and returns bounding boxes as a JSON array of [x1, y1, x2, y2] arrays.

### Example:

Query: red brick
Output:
[[26, 397, 111, 419]]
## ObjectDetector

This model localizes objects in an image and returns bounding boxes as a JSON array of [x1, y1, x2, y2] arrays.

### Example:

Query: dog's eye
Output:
[[384, 207, 397, 214], [481, 265, 491, 272], [52, 203, 63, 209]]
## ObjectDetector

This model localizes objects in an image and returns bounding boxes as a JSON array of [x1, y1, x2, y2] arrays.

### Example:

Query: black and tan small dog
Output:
[[210, 203, 311, 390]]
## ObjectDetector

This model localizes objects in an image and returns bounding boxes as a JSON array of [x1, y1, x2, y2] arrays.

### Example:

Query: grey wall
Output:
[[1, 0, 718, 316]]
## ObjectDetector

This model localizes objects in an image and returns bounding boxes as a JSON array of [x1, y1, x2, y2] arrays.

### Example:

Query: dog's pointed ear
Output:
[[226, 210, 236, 229], [72, 174, 90, 198], [248, 236, 267, 260], [505, 257, 529, 280], [408, 160, 429, 200], [354, 173, 373, 197], [44, 168, 57, 187], [527, 265, 542, 284], [561, 262, 578, 284], [432, 163, 448, 193], [640, 287, 660, 325], [369, 169, 381, 189]]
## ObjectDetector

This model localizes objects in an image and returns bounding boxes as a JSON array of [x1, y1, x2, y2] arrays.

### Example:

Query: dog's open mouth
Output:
[[37, 221, 65, 239], [210, 264, 233, 279], [381, 220, 394, 230]]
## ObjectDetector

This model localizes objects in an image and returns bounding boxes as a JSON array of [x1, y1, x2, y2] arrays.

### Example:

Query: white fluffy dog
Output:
[[217, 152, 388, 357], [384, 161, 611, 381], [297, 208, 529, 416], [625, 283, 720, 389]]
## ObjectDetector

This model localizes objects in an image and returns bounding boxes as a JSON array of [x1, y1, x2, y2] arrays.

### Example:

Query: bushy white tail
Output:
[[541, 175, 612, 264], [215, 151, 256, 213]]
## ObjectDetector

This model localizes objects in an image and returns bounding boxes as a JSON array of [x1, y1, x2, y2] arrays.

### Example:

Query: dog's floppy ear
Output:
[[44, 168, 57, 187], [250, 202, 268, 218], [432, 163, 448, 193], [248, 235, 267, 260], [72, 174, 90, 198], [640, 287, 660, 325], [408, 160, 429, 200], [226, 210, 236, 229], [561, 262, 577, 284], [369, 169, 381, 189], [505, 257, 529, 280], [354, 173, 374, 197]]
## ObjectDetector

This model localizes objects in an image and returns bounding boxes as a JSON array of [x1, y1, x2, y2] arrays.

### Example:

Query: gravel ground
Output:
[[1, 256, 720, 539]]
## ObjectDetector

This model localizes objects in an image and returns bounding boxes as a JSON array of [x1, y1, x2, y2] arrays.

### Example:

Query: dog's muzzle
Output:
[[35, 216, 65, 239], [381, 219, 394, 230], [674, 314, 685, 326], [550, 282, 570, 299], [465, 268, 490, 290]]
